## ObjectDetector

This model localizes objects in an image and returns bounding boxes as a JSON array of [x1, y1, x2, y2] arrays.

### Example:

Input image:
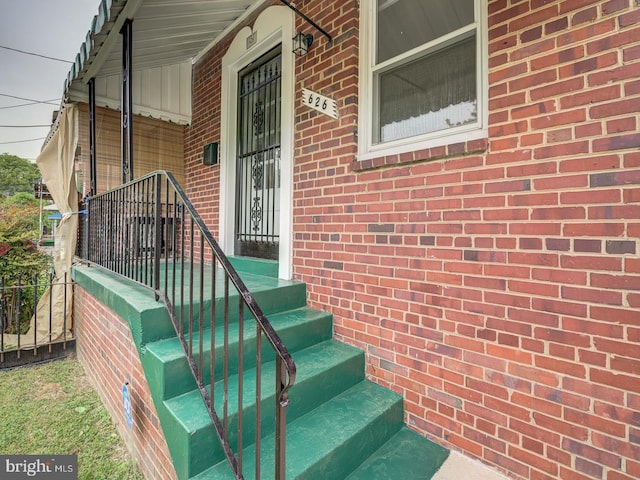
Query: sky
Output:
[[0, 0, 100, 161]]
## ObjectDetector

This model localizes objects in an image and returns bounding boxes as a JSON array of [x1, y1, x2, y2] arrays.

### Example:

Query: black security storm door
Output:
[[235, 47, 282, 260]]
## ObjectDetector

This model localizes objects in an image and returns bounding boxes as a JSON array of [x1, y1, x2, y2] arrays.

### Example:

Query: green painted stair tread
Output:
[[345, 427, 450, 480], [168, 281, 308, 331], [220, 276, 308, 316], [146, 306, 332, 363], [160, 276, 298, 303], [128, 260, 295, 295], [145, 306, 333, 400], [228, 256, 279, 278], [165, 339, 365, 432], [163, 340, 365, 477], [194, 381, 404, 480]]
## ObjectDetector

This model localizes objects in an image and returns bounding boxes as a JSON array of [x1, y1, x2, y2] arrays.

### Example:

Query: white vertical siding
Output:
[[68, 61, 192, 125]]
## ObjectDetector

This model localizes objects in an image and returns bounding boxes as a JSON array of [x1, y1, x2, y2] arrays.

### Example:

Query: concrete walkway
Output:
[[433, 451, 511, 480]]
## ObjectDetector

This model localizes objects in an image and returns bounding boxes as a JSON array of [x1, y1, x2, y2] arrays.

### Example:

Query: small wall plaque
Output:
[[301, 88, 339, 119], [122, 383, 133, 430], [203, 142, 218, 166], [246, 31, 257, 49]]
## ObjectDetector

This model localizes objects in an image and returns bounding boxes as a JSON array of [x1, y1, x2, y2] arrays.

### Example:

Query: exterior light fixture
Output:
[[292, 32, 313, 56]]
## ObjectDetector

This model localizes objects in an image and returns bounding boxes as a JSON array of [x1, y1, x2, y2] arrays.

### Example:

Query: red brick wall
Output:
[[185, 1, 640, 479], [185, 4, 269, 238], [75, 288, 177, 480]]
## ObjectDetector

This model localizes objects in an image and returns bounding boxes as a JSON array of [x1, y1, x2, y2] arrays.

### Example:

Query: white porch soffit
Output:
[[64, 0, 263, 125]]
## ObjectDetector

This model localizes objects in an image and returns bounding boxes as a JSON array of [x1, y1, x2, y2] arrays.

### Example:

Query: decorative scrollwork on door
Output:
[[235, 48, 282, 259]]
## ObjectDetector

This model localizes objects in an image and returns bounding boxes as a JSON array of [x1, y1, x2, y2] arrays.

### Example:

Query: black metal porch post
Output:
[[121, 18, 134, 184], [86, 77, 97, 260], [89, 77, 97, 196]]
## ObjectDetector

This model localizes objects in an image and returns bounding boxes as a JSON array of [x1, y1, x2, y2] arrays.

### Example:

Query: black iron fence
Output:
[[0, 273, 74, 368], [82, 170, 296, 480]]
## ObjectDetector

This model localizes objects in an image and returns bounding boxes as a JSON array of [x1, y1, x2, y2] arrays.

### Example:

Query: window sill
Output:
[[353, 136, 488, 171]]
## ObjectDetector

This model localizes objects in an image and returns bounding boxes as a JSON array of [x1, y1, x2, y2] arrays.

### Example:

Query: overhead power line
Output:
[[0, 98, 60, 110], [0, 93, 60, 107], [0, 45, 72, 64], [0, 137, 46, 145], [0, 125, 50, 128]]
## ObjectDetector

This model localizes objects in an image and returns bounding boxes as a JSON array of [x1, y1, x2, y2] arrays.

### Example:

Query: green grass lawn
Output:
[[0, 356, 144, 479]]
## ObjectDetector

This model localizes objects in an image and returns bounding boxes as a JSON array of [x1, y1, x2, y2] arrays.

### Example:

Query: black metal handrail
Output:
[[82, 170, 296, 479]]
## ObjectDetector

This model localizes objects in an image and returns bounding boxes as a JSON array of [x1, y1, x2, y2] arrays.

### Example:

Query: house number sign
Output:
[[302, 88, 339, 119]]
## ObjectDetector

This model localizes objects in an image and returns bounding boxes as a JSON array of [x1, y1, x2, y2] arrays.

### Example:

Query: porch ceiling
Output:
[[64, 0, 263, 98]]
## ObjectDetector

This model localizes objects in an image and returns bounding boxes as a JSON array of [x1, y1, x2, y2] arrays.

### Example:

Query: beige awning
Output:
[[32, 104, 79, 344]]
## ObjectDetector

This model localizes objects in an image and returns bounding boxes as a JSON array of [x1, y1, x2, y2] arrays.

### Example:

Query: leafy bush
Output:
[[0, 196, 51, 333]]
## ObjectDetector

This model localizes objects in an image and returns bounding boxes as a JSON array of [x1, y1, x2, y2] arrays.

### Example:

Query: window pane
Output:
[[375, 36, 477, 144], [377, 0, 475, 63]]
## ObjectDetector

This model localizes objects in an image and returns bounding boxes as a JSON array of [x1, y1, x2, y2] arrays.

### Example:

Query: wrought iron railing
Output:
[[0, 273, 73, 363], [82, 171, 296, 479]]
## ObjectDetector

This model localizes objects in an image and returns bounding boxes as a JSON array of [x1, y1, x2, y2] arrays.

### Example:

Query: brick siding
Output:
[[75, 288, 177, 480], [182, 1, 640, 479]]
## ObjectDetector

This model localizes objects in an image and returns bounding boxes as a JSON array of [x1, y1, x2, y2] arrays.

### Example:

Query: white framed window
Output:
[[359, 0, 487, 160]]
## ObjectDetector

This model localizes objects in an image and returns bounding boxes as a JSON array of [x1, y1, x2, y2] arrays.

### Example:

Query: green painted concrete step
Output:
[[72, 263, 307, 347], [145, 306, 333, 400], [75, 261, 451, 480], [345, 427, 450, 480], [169, 275, 308, 333], [228, 257, 279, 278], [194, 381, 405, 480], [164, 340, 365, 478]]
